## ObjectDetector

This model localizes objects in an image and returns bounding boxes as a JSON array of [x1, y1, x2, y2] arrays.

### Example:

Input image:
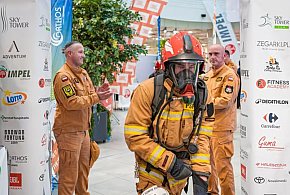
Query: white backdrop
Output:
[[240, 0, 290, 194], [0, 0, 51, 194]]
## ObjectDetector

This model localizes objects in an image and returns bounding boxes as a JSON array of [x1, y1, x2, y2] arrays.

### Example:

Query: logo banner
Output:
[[240, 0, 290, 194], [51, 0, 72, 97], [202, 0, 240, 64], [0, 0, 51, 194]]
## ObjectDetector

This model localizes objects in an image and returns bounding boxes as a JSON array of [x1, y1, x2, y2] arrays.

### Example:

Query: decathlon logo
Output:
[[38, 97, 50, 103], [254, 177, 265, 184], [2, 90, 27, 106], [255, 99, 288, 105]]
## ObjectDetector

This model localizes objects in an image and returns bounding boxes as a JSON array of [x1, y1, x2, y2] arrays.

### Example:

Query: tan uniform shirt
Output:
[[204, 65, 239, 131], [226, 60, 238, 74], [53, 63, 100, 134]]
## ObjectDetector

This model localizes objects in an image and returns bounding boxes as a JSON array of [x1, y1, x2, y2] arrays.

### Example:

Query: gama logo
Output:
[[2, 90, 27, 106]]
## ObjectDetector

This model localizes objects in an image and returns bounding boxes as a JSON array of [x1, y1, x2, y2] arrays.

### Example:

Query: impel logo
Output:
[[2, 90, 27, 106], [258, 136, 284, 151], [256, 79, 266, 88], [0, 64, 7, 78], [240, 90, 247, 103], [241, 164, 247, 180], [254, 176, 265, 184], [10, 173, 22, 188], [263, 113, 278, 123]]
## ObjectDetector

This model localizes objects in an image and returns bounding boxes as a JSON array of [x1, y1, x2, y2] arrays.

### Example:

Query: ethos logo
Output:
[[9, 155, 28, 165], [52, 7, 64, 46], [2, 90, 27, 106]]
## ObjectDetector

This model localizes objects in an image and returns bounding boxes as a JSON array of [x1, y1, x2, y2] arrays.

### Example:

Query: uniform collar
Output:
[[65, 62, 82, 74], [211, 64, 226, 77]]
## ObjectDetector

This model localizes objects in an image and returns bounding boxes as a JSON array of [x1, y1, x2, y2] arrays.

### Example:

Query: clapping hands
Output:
[[95, 83, 112, 100]]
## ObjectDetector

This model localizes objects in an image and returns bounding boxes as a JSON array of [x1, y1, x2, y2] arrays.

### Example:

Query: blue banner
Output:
[[51, 0, 72, 88]]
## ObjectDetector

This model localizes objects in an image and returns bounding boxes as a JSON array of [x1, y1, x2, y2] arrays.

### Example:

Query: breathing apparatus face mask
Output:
[[169, 60, 202, 104]]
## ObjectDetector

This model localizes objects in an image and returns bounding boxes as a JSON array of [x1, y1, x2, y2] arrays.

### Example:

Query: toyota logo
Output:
[[254, 176, 265, 184]]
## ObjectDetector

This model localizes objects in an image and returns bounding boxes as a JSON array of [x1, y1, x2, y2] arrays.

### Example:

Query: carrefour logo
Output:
[[2, 90, 27, 106]]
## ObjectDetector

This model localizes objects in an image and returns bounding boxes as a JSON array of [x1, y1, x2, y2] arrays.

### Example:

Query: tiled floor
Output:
[[88, 110, 241, 195]]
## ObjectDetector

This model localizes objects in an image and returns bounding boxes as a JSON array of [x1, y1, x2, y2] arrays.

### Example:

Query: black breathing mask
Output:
[[169, 60, 202, 104]]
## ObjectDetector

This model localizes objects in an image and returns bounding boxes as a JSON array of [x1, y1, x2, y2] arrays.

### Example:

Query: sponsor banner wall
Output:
[[0, 147, 8, 195], [0, 0, 51, 194], [240, 0, 290, 194]]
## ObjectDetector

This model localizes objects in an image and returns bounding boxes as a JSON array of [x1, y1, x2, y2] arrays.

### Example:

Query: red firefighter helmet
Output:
[[162, 31, 204, 67]]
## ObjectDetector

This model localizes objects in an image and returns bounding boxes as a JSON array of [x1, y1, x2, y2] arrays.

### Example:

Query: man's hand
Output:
[[168, 157, 192, 180], [96, 83, 112, 100]]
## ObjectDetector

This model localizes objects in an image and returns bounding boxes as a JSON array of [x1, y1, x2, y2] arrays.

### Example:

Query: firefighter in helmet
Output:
[[124, 32, 214, 195]]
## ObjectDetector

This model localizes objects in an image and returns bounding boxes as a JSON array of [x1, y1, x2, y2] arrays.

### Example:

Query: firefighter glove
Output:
[[168, 157, 192, 180]]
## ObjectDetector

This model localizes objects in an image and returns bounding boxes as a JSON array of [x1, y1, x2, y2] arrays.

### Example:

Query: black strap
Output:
[[149, 74, 166, 138]]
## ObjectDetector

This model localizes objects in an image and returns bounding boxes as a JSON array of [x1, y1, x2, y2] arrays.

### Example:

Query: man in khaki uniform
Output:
[[204, 44, 239, 195], [53, 41, 112, 195], [224, 50, 238, 74], [124, 32, 215, 195]]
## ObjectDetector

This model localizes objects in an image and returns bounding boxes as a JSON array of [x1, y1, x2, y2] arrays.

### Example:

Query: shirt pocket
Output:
[[74, 83, 86, 96]]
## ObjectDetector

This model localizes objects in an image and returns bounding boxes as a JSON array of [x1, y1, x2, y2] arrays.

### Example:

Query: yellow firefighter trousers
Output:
[[55, 130, 90, 195], [208, 130, 235, 195]]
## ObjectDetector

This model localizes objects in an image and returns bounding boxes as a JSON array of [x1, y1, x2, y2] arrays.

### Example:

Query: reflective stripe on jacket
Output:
[[124, 77, 214, 177]]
